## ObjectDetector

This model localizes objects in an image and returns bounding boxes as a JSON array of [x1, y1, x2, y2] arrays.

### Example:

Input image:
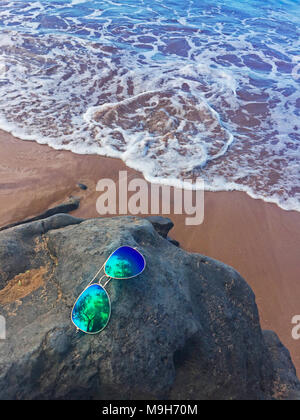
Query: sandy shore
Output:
[[0, 128, 299, 376]]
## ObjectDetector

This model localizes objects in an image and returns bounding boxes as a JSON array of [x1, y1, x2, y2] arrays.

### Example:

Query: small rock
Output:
[[145, 216, 174, 238], [0, 197, 81, 232], [77, 183, 88, 191]]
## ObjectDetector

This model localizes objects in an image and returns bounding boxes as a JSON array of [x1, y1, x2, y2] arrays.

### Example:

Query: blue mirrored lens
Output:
[[105, 246, 145, 279]]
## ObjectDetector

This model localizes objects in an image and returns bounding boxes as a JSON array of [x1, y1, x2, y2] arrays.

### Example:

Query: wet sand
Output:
[[0, 128, 299, 376]]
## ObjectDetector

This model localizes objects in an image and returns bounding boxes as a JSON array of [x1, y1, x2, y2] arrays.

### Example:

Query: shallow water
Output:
[[0, 0, 299, 210]]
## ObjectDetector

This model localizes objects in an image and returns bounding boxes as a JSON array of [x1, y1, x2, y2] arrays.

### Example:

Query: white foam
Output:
[[0, 0, 299, 213]]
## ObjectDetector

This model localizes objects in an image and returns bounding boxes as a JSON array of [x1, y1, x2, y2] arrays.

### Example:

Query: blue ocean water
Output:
[[0, 0, 299, 210]]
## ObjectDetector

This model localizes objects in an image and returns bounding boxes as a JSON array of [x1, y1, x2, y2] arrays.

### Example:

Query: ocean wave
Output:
[[0, 0, 299, 211]]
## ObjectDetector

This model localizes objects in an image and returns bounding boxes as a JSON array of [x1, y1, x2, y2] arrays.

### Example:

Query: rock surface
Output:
[[0, 215, 299, 400], [146, 215, 180, 247], [145, 216, 174, 238]]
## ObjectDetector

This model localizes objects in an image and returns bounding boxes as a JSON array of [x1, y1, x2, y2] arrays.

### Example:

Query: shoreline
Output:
[[0, 128, 299, 376]]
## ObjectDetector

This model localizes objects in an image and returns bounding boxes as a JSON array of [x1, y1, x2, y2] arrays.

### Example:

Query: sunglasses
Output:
[[71, 246, 146, 334]]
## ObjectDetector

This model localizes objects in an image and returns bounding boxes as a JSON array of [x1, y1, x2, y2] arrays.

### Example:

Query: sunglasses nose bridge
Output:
[[98, 274, 113, 289], [97, 274, 106, 286], [102, 276, 112, 289]]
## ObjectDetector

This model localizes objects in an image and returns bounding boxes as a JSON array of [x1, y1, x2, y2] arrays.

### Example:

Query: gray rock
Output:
[[145, 216, 174, 238], [0, 215, 299, 400], [167, 236, 180, 247], [0, 214, 83, 291], [262, 331, 300, 400]]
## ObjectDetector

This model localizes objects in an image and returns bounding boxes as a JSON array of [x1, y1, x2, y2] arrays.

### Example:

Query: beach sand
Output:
[[0, 128, 299, 376]]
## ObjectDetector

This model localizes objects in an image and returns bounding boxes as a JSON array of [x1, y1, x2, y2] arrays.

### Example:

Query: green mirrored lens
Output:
[[71, 284, 110, 334]]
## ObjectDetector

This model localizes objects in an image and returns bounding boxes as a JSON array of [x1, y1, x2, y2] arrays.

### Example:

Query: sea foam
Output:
[[0, 0, 299, 211]]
